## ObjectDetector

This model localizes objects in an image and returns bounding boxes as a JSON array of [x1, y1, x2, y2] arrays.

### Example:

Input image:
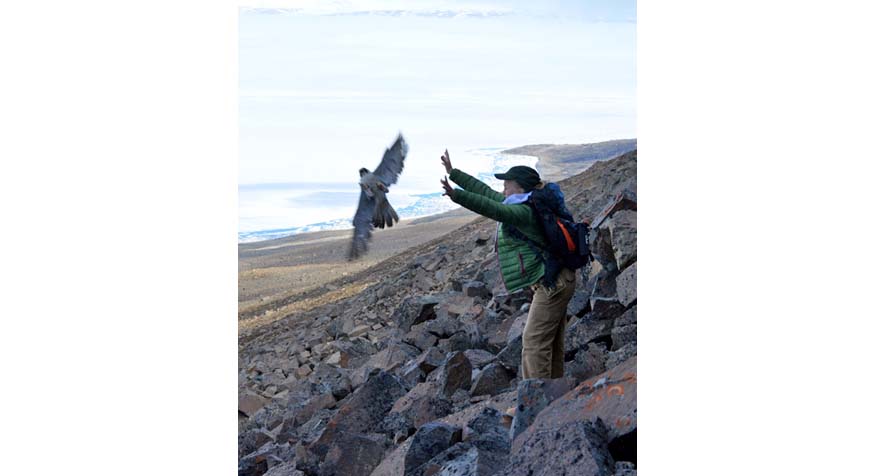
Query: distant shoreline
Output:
[[239, 139, 637, 244]]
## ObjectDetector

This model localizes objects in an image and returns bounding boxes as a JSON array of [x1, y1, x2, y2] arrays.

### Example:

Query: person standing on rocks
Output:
[[439, 150, 576, 379]]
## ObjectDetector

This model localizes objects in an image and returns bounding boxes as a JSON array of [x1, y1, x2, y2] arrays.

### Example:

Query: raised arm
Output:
[[441, 149, 504, 202]]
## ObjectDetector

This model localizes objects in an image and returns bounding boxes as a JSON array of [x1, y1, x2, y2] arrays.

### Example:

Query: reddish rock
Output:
[[239, 391, 269, 418], [515, 356, 637, 447]]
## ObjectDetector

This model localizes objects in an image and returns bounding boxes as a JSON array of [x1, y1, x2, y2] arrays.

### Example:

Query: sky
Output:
[[239, 0, 636, 189]]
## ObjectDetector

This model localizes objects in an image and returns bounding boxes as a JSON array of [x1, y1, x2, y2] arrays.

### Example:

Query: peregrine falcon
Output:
[[348, 134, 408, 260]]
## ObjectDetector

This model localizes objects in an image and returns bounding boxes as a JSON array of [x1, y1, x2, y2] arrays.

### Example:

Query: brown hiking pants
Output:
[[521, 268, 577, 379]]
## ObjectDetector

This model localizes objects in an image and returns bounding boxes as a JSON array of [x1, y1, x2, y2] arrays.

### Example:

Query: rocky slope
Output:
[[238, 150, 638, 476]]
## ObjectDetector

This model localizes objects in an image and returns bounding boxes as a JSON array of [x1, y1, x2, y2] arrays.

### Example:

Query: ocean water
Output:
[[238, 148, 537, 243]]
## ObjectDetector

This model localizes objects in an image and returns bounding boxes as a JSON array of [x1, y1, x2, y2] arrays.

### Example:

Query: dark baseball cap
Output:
[[495, 165, 541, 191]]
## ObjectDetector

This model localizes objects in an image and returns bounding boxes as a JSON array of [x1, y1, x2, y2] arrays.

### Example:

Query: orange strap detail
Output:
[[557, 219, 576, 252]]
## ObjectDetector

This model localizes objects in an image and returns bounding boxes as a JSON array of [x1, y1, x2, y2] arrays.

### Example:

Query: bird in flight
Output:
[[348, 134, 408, 260]]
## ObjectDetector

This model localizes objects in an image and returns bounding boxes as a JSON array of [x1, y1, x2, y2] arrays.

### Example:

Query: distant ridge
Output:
[[503, 138, 637, 181]]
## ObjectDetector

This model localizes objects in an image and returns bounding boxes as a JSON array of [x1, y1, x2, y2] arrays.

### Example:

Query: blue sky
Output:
[[239, 0, 636, 189]]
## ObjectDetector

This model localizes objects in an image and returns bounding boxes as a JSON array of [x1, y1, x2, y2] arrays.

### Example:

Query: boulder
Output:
[[517, 357, 637, 445], [424, 315, 462, 339], [263, 461, 304, 476], [434, 351, 473, 397], [505, 311, 528, 345], [437, 332, 473, 353], [614, 461, 637, 476], [470, 363, 515, 397], [464, 406, 511, 454], [463, 349, 497, 369], [324, 350, 348, 368], [565, 317, 614, 354], [408, 442, 507, 476], [589, 297, 626, 321], [565, 341, 609, 382], [442, 294, 478, 318], [364, 342, 421, 372], [509, 377, 577, 442], [307, 363, 351, 400], [386, 381, 454, 435], [239, 391, 269, 418], [308, 370, 406, 459], [393, 295, 441, 332], [611, 306, 637, 350], [463, 280, 490, 299], [496, 334, 523, 375], [404, 422, 463, 475], [589, 226, 618, 272], [616, 262, 637, 307], [403, 325, 439, 351], [369, 438, 413, 476], [409, 346, 446, 374], [500, 419, 614, 476], [607, 342, 637, 370], [326, 339, 376, 369], [607, 210, 637, 271], [292, 393, 337, 427], [320, 432, 387, 476]]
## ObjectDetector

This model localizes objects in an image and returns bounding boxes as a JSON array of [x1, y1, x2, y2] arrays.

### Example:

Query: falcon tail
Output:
[[373, 194, 399, 229]]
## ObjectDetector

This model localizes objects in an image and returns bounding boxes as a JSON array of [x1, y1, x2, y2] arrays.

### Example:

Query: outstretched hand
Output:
[[441, 149, 453, 174], [440, 175, 455, 199]]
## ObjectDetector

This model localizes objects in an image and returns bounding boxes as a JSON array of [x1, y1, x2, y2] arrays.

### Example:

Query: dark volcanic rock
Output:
[[589, 298, 626, 321], [385, 382, 453, 439], [608, 210, 637, 271], [320, 432, 387, 476], [307, 363, 351, 400], [404, 325, 439, 351], [616, 262, 637, 307], [470, 362, 514, 397], [408, 442, 508, 476], [308, 370, 406, 459], [565, 317, 615, 353], [393, 295, 441, 332], [463, 349, 497, 369], [565, 341, 609, 382], [606, 342, 637, 370], [364, 342, 421, 372], [404, 422, 463, 475], [496, 334, 523, 375], [436, 351, 473, 397], [463, 280, 490, 299], [424, 315, 463, 339], [437, 331, 473, 353], [568, 278, 592, 318], [412, 346, 446, 374], [464, 406, 511, 454], [263, 461, 304, 476], [614, 461, 637, 476], [611, 305, 637, 350], [501, 419, 614, 476], [509, 377, 577, 442], [589, 226, 618, 273]]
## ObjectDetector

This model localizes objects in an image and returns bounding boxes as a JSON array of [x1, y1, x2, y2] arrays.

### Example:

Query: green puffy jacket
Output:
[[449, 168, 546, 292]]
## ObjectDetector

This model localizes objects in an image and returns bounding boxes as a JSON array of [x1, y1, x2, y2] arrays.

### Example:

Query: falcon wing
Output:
[[372, 134, 408, 188], [349, 189, 376, 260]]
